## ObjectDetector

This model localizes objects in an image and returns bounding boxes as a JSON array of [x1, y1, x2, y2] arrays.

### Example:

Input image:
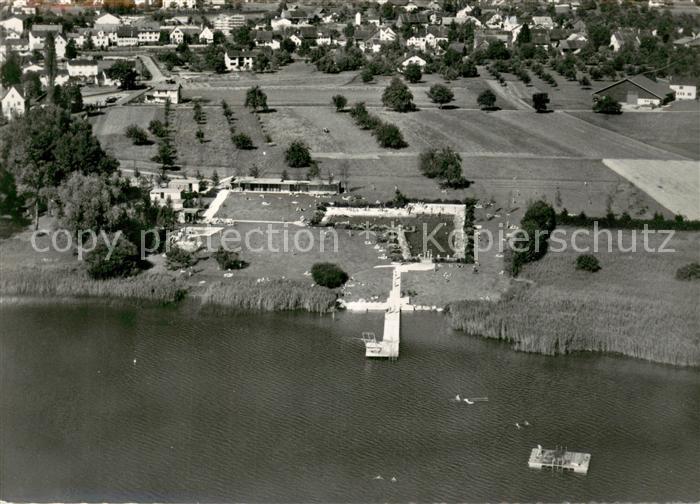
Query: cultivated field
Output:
[[603, 159, 700, 219]]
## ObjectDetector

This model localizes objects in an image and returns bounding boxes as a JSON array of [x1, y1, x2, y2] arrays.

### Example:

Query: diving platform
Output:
[[528, 446, 591, 475]]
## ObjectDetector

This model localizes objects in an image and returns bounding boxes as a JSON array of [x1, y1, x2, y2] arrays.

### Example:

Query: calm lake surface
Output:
[[1, 301, 699, 502]]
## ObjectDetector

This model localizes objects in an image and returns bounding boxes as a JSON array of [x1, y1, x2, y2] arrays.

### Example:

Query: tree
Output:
[[196, 128, 205, 143], [374, 122, 407, 149], [125, 124, 151, 145], [0, 52, 21, 87], [461, 61, 478, 77], [382, 77, 415, 112], [281, 38, 296, 53], [0, 167, 25, 222], [86, 236, 141, 280], [675, 262, 700, 281], [212, 170, 220, 186], [418, 147, 468, 188], [60, 84, 83, 113], [403, 62, 422, 83], [311, 262, 348, 288], [516, 23, 532, 45], [193, 100, 206, 123], [65, 39, 78, 59], [232, 132, 254, 149], [332, 94, 347, 112], [106, 60, 138, 90], [576, 254, 601, 272], [45, 34, 57, 103], [22, 71, 42, 99], [56, 172, 120, 234], [148, 119, 168, 138], [522, 200, 556, 233], [593, 95, 622, 114], [361, 67, 374, 83], [213, 246, 246, 270], [427, 84, 454, 109], [285, 140, 312, 167], [579, 75, 591, 88], [477, 89, 497, 110], [532, 92, 550, 113], [306, 161, 320, 180], [245, 85, 268, 112], [152, 138, 177, 170]]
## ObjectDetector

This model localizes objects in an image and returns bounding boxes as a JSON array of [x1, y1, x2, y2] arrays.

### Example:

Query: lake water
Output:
[[1, 301, 699, 502]]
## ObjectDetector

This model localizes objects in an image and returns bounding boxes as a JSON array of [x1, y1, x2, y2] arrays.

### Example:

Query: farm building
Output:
[[593, 75, 672, 106], [231, 177, 341, 195], [669, 78, 697, 101]]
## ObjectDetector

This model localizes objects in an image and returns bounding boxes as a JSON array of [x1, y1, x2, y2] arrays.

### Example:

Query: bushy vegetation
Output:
[[86, 237, 142, 280], [311, 262, 349, 288], [532, 92, 550, 113], [125, 124, 151, 145], [576, 254, 601, 272], [403, 63, 422, 83], [593, 95, 622, 114], [427, 84, 455, 109], [233, 132, 254, 150], [332, 94, 347, 112], [165, 246, 196, 270], [347, 102, 408, 150], [245, 85, 268, 112], [507, 200, 556, 276], [477, 89, 497, 110], [212, 246, 246, 270], [675, 262, 700, 281]]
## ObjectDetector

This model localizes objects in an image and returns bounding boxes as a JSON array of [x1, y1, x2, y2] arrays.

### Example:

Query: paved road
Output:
[[139, 54, 167, 83]]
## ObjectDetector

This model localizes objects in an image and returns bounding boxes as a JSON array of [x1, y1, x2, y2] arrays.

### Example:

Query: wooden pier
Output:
[[528, 446, 591, 474]]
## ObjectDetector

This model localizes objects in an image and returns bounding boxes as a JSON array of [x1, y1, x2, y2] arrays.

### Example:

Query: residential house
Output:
[[531, 16, 555, 30], [1, 85, 25, 120], [169, 26, 199, 44], [28, 24, 62, 51], [400, 54, 427, 69], [94, 12, 121, 26], [67, 58, 99, 79], [473, 29, 511, 51], [54, 33, 67, 58], [146, 82, 182, 103], [316, 28, 333, 46], [379, 25, 397, 42], [271, 17, 294, 31], [137, 24, 160, 44], [254, 30, 280, 49], [116, 26, 139, 46], [224, 50, 255, 71], [0, 16, 24, 37], [610, 29, 640, 52], [199, 26, 214, 44], [593, 75, 672, 106], [39, 69, 69, 87], [396, 12, 429, 28], [150, 187, 183, 211], [212, 13, 245, 32]]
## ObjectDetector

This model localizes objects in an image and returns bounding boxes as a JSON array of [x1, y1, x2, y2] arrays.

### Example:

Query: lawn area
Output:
[[448, 229, 700, 366], [213, 192, 328, 222]]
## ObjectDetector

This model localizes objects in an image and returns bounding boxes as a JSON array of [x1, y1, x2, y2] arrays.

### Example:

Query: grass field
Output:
[[448, 229, 700, 366]]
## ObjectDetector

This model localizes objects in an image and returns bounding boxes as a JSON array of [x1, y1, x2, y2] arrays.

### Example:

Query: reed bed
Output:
[[197, 279, 337, 313], [0, 268, 187, 304], [447, 231, 700, 367]]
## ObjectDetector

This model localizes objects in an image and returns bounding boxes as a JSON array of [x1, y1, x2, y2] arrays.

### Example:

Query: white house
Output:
[[379, 26, 397, 42], [150, 187, 183, 210], [1, 86, 25, 120], [669, 81, 697, 100], [94, 13, 122, 26], [610, 30, 640, 52], [225, 50, 254, 71], [271, 17, 293, 31], [146, 82, 182, 104], [169, 26, 185, 44], [254, 30, 280, 49], [67, 59, 99, 78], [531, 16, 555, 30], [116, 27, 139, 47], [400, 54, 427, 69], [199, 26, 214, 44], [138, 27, 161, 44], [455, 5, 474, 17], [0, 16, 24, 37], [212, 14, 245, 32]]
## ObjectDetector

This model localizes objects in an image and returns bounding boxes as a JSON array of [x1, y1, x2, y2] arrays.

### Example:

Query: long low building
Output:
[[593, 75, 673, 106], [231, 177, 341, 194]]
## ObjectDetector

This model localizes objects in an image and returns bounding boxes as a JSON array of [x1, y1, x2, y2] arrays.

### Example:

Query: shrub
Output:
[[675, 262, 700, 281], [374, 123, 407, 149], [125, 124, 151, 145], [148, 119, 168, 138], [166, 246, 196, 270], [576, 254, 601, 272], [311, 262, 348, 288], [86, 236, 141, 280], [213, 246, 247, 270], [361, 67, 374, 83], [285, 140, 312, 167], [419, 147, 469, 188], [593, 95, 622, 114], [532, 92, 550, 112], [233, 132, 254, 149], [195, 128, 205, 143], [332, 94, 348, 112]]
